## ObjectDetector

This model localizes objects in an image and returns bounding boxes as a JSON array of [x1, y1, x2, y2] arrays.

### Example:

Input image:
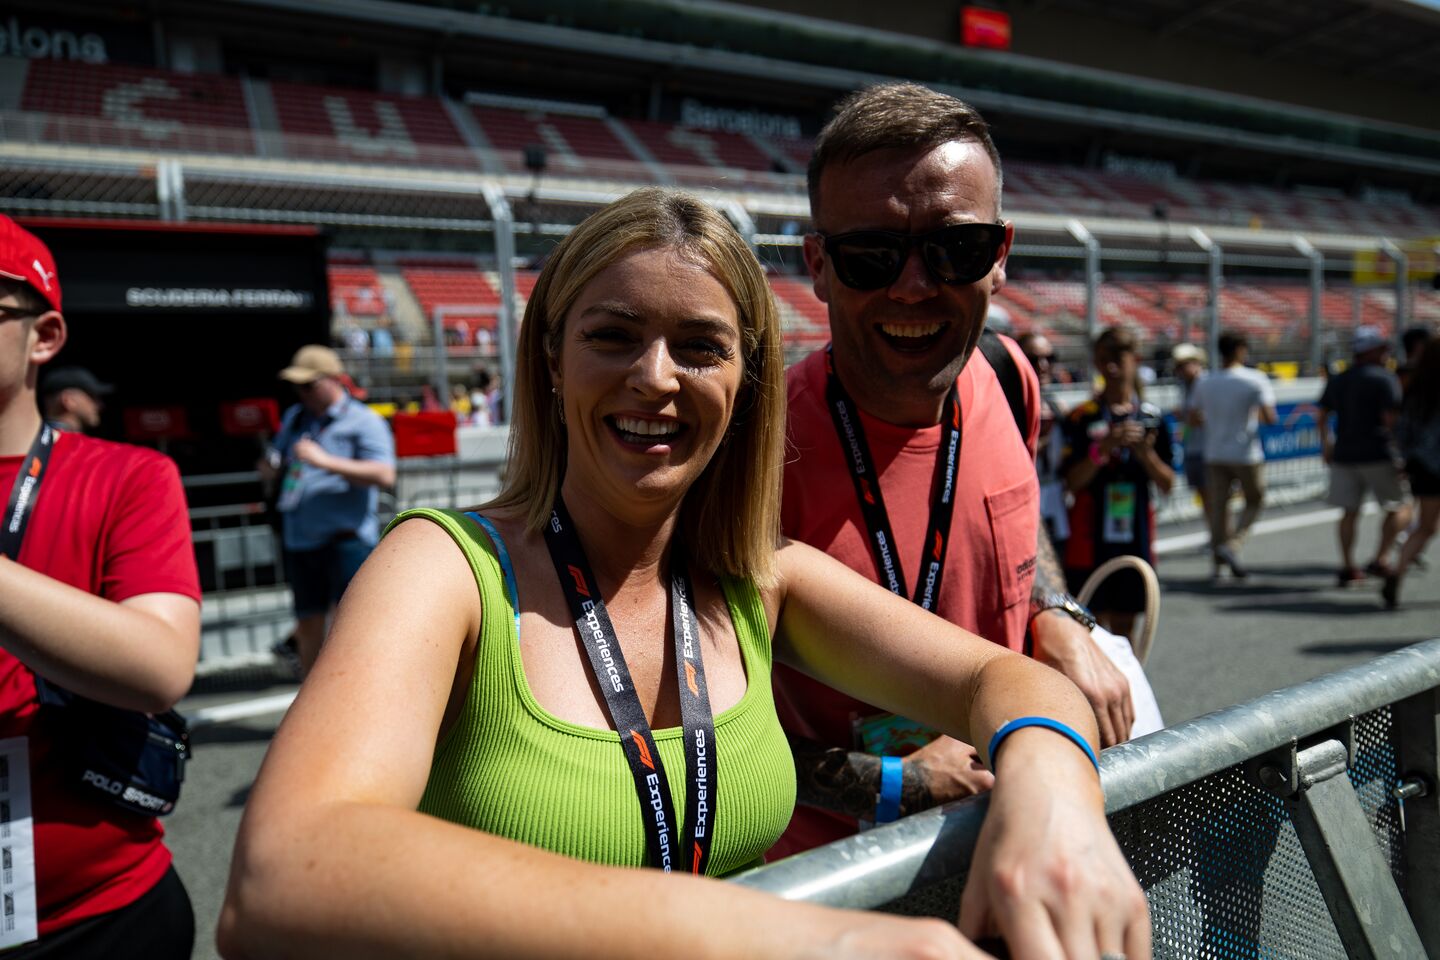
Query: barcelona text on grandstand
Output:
[[124, 288, 313, 309]]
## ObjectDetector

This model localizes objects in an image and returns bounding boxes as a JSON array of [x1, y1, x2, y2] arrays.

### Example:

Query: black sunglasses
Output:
[[818, 222, 1007, 291]]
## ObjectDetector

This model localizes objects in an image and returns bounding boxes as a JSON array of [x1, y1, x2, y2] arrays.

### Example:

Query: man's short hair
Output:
[[1218, 331, 1248, 362], [0, 277, 46, 315], [1094, 326, 1139, 359], [807, 82, 1004, 221]]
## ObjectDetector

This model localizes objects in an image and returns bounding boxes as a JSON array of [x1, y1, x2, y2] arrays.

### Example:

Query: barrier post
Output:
[[1276, 739, 1426, 959], [1394, 687, 1440, 953], [1065, 219, 1100, 383]]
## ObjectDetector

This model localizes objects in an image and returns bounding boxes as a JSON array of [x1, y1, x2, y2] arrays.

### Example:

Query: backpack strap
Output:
[[978, 329, 1028, 442]]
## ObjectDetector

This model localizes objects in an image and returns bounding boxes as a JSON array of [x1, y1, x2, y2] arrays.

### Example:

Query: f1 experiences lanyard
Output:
[[1, 424, 56, 560], [824, 348, 960, 612], [542, 499, 717, 875]]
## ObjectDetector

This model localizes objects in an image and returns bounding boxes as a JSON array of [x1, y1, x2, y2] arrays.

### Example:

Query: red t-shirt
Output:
[[0, 431, 200, 935], [772, 342, 1040, 858]]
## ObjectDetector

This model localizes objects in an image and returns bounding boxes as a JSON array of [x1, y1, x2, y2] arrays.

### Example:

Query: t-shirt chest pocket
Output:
[[984, 478, 1039, 611]]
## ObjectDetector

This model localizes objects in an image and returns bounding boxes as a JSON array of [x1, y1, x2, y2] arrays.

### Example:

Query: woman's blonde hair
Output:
[[486, 188, 785, 584]]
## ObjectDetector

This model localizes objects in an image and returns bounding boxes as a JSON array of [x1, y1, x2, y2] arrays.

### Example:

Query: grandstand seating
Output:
[[469, 106, 639, 176], [19, 59, 254, 153], [12, 59, 1440, 238], [328, 265, 387, 317], [400, 267, 501, 347], [767, 276, 831, 352], [269, 82, 473, 167]]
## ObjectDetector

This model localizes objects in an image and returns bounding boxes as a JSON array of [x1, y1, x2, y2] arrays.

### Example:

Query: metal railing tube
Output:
[[733, 637, 1440, 908], [1100, 637, 1440, 811]]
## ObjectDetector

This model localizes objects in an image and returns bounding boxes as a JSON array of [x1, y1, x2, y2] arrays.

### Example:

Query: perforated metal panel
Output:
[[876, 708, 1405, 959]]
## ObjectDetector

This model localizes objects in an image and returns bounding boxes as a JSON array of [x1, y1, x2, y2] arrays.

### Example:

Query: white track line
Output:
[[189, 691, 297, 728], [1156, 502, 1377, 555]]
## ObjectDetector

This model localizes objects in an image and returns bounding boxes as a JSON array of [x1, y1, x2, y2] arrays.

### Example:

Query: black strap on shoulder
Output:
[[979, 329, 1028, 443]]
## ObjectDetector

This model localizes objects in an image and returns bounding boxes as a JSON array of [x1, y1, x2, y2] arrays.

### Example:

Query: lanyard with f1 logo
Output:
[[823, 348, 961, 612], [1, 425, 56, 560], [542, 497, 717, 875]]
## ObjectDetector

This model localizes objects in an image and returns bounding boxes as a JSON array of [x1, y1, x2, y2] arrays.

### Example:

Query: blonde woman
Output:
[[221, 189, 1149, 960]]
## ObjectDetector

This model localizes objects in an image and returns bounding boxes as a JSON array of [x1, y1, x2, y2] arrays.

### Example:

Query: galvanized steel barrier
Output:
[[733, 638, 1440, 959]]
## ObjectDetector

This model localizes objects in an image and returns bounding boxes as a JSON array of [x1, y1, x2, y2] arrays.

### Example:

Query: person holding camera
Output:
[[1061, 326, 1174, 640], [0, 216, 201, 958]]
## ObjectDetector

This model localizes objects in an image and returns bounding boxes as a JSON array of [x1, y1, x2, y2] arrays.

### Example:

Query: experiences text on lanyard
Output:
[[824, 348, 960, 612], [542, 499, 718, 875], [1, 424, 56, 560]]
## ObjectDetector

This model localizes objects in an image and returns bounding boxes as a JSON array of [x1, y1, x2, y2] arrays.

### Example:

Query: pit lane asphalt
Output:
[[169, 499, 1439, 959]]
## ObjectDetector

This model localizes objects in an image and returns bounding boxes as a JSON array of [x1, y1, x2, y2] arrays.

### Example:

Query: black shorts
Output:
[[1409, 459, 1440, 498], [1066, 564, 1147, 615], [13, 866, 193, 960]]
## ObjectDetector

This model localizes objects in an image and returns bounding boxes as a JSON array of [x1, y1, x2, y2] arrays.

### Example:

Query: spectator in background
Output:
[[259, 346, 396, 674], [1171, 343, 1209, 526], [1319, 326, 1410, 587], [0, 217, 200, 958], [1384, 340, 1440, 608], [1399, 325, 1432, 392], [369, 315, 396, 358], [1189, 332, 1277, 581], [39, 365, 112, 435], [1019, 331, 1070, 550], [1063, 327, 1175, 640]]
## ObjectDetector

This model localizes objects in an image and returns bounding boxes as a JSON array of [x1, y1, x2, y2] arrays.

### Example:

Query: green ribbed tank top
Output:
[[394, 508, 796, 876]]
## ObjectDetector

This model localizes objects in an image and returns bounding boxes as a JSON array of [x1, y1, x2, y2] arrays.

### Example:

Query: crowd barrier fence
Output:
[[734, 638, 1440, 959]]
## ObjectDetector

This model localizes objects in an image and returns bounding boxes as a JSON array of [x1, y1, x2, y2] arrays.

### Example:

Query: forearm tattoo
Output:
[[1032, 520, 1067, 599], [791, 735, 935, 819]]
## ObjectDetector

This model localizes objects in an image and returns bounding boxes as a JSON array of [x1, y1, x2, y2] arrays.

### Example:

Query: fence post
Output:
[[479, 183, 519, 424], [1189, 227, 1222, 370], [1292, 235, 1323, 376], [1380, 239, 1409, 353], [1280, 739, 1426, 959], [1394, 687, 1440, 953], [1066, 219, 1100, 384]]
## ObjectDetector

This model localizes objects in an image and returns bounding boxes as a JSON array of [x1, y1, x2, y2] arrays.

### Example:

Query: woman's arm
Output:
[[220, 521, 988, 960], [772, 541, 1151, 960]]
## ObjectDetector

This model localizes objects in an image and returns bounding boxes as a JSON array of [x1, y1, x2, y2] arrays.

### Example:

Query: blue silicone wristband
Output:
[[987, 717, 1100, 773], [875, 756, 904, 824]]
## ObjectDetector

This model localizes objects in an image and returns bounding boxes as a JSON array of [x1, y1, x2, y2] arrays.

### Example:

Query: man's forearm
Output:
[[790, 735, 932, 819], [324, 456, 396, 489], [1032, 520, 1067, 599], [0, 558, 198, 712]]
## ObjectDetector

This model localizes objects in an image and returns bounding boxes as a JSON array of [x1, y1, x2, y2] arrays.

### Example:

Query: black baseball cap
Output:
[[40, 366, 114, 400]]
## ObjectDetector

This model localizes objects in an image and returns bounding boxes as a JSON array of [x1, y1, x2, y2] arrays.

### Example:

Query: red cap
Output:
[[0, 216, 61, 313]]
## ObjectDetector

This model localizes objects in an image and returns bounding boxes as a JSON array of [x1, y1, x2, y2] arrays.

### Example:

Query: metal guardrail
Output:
[[734, 638, 1440, 959]]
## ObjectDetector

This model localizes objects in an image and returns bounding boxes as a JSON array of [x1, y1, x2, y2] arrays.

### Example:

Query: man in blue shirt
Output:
[[261, 345, 396, 673]]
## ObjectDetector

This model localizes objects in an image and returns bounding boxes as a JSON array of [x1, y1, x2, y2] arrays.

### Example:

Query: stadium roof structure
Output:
[[1028, 0, 1440, 98]]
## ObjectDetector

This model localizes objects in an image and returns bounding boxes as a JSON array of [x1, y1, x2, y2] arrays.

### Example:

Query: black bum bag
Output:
[[35, 676, 190, 817]]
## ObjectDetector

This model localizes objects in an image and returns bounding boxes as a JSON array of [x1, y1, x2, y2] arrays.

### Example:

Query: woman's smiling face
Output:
[[550, 245, 744, 519]]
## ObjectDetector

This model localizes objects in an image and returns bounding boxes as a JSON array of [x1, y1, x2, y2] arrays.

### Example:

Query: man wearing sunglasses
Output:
[[0, 216, 200, 958], [772, 83, 1135, 860]]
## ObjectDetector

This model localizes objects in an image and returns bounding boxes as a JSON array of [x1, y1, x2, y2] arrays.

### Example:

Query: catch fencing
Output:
[[734, 638, 1440, 960]]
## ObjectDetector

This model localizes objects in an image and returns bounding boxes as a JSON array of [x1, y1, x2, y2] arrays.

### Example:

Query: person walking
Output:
[[1318, 326, 1410, 586], [1383, 340, 1440, 607], [259, 346, 396, 674], [1189, 332, 1277, 580], [1171, 343, 1209, 525]]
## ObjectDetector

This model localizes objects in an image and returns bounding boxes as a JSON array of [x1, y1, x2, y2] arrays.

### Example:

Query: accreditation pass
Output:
[[0, 738, 37, 947]]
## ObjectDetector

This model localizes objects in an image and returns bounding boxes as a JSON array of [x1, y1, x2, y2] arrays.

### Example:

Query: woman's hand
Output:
[[959, 730, 1150, 960], [796, 913, 997, 960]]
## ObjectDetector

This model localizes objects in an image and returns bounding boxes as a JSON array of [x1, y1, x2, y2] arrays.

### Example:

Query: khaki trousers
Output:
[[1207, 462, 1266, 557]]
